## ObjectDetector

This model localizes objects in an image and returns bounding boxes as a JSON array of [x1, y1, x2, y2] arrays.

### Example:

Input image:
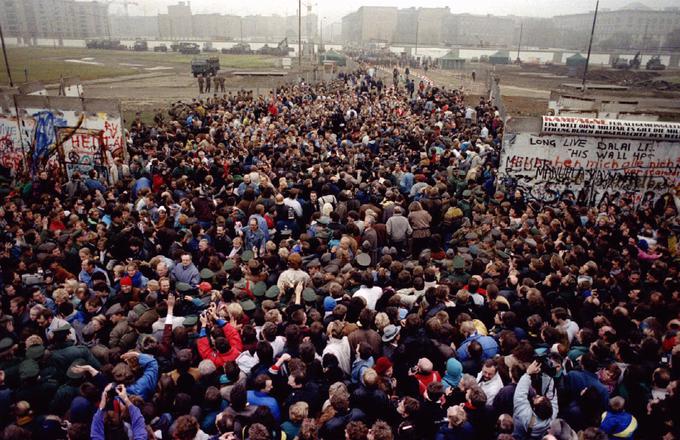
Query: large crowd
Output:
[[0, 64, 678, 440]]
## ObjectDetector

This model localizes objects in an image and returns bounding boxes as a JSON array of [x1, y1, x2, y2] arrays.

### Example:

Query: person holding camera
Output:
[[91, 383, 147, 440], [512, 361, 558, 440], [196, 307, 243, 368]]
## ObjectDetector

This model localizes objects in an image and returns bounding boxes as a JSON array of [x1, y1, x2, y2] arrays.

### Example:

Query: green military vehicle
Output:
[[191, 56, 220, 77], [179, 42, 201, 55], [133, 40, 148, 51]]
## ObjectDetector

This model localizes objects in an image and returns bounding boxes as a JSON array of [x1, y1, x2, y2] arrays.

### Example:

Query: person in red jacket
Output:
[[411, 357, 442, 396], [197, 312, 243, 368]]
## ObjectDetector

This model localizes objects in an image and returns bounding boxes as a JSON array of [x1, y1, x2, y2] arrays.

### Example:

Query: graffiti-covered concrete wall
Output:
[[0, 93, 125, 181], [499, 116, 680, 207]]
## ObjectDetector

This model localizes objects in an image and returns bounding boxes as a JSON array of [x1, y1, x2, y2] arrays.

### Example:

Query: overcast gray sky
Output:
[[116, 0, 679, 22]]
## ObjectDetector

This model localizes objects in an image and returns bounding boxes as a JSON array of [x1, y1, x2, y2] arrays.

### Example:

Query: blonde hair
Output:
[[113, 265, 125, 278], [447, 405, 467, 427], [226, 303, 243, 320], [363, 368, 378, 387], [289, 401, 309, 423], [63, 279, 79, 292], [265, 309, 283, 324], [52, 288, 70, 304], [374, 312, 390, 332]]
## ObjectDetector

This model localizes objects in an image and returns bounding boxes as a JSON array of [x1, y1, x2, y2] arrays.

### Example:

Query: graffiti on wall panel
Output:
[[0, 118, 24, 171], [59, 128, 109, 179], [0, 116, 35, 173], [499, 120, 680, 207], [0, 100, 125, 181]]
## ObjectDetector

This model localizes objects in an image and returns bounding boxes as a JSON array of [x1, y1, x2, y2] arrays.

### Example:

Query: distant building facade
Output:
[[342, 6, 516, 47], [342, 7, 399, 44], [444, 14, 516, 47], [109, 15, 158, 39], [1, 0, 108, 41], [341, 3, 680, 50], [554, 5, 680, 50]]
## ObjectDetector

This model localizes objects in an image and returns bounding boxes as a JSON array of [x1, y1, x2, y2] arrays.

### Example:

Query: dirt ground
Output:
[[77, 72, 294, 120], [16, 46, 678, 123], [24, 49, 323, 124]]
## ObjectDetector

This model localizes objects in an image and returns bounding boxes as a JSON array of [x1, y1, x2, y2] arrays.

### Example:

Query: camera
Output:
[[106, 383, 120, 402], [21, 273, 44, 287], [535, 354, 558, 377]]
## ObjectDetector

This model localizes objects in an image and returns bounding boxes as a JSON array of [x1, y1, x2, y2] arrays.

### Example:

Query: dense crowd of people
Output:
[[0, 64, 678, 440]]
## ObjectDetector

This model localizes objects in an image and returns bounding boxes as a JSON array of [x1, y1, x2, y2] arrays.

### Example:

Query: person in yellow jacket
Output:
[[600, 396, 638, 439]]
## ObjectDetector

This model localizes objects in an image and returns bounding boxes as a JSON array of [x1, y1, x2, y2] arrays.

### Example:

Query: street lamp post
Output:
[[320, 17, 326, 53], [582, 0, 599, 91], [298, 0, 302, 71], [414, 17, 419, 56], [0, 23, 13, 87]]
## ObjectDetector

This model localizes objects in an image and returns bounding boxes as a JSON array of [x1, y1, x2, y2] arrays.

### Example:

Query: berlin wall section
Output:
[[499, 116, 680, 206]]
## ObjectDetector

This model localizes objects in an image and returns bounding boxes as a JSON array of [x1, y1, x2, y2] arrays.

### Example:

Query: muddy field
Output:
[[7, 46, 679, 122]]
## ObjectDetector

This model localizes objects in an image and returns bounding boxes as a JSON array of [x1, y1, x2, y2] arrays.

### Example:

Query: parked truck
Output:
[[86, 39, 126, 50], [191, 56, 220, 77], [133, 40, 148, 51], [222, 42, 253, 55], [646, 56, 666, 70], [179, 42, 201, 55]]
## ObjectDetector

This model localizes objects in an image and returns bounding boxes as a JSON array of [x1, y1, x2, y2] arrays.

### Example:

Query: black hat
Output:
[[67, 358, 89, 379], [19, 359, 40, 380], [0, 337, 14, 352]]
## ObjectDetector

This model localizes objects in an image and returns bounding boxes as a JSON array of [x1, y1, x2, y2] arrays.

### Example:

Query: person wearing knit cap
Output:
[[323, 296, 337, 317], [119, 276, 133, 287], [374, 356, 393, 377], [442, 357, 463, 389]]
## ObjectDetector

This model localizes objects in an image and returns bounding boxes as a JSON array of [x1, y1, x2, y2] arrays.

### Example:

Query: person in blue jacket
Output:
[[91, 383, 147, 440], [247, 373, 281, 423], [435, 405, 475, 440], [600, 396, 638, 439], [456, 321, 499, 361], [565, 353, 609, 408], [115, 351, 159, 402]]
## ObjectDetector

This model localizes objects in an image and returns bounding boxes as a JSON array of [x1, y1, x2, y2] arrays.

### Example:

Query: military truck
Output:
[[257, 38, 293, 56], [86, 39, 126, 50], [646, 56, 666, 70], [154, 44, 168, 53], [612, 52, 641, 70], [222, 42, 253, 55], [133, 40, 148, 51], [179, 42, 201, 54], [202, 42, 219, 53], [191, 56, 220, 77]]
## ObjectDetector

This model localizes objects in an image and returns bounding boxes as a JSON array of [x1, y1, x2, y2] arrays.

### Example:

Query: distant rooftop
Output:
[[620, 2, 652, 11]]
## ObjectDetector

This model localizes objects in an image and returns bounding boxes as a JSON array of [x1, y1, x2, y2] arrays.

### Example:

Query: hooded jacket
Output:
[[442, 358, 463, 389], [512, 373, 558, 440], [197, 323, 243, 368]]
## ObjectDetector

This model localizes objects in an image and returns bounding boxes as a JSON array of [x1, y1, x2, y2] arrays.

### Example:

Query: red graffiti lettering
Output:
[[103, 120, 123, 157]]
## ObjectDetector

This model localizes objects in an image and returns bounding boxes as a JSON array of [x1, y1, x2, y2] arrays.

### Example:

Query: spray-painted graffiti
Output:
[[0, 117, 35, 173], [499, 121, 680, 206], [0, 119, 22, 170], [32, 111, 62, 173], [102, 120, 124, 159], [60, 128, 109, 179], [0, 97, 125, 181]]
